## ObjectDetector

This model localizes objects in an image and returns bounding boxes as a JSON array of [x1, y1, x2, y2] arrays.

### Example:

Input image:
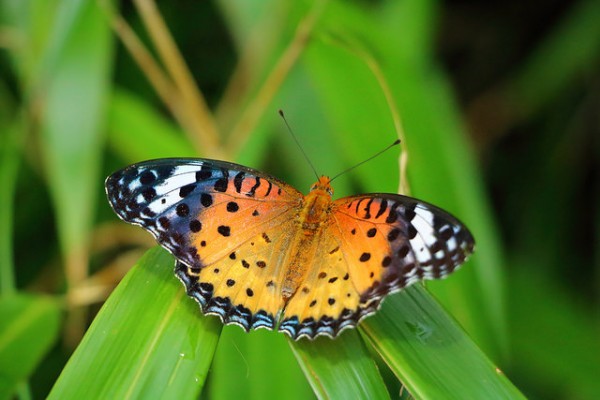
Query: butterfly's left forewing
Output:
[[105, 158, 303, 331]]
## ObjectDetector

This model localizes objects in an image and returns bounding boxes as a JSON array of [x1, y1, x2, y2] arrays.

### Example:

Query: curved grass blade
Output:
[[208, 328, 313, 400], [290, 331, 390, 399], [35, 0, 113, 305], [49, 248, 221, 399], [361, 285, 525, 399], [0, 116, 23, 296], [107, 89, 195, 162], [0, 294, 61, 399]]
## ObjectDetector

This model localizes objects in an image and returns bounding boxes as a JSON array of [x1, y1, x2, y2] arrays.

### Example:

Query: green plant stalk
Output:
[[0, 120, 22, 296], [37, 0, 113, 290]]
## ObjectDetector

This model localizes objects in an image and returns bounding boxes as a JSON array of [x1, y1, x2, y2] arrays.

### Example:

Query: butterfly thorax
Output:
[[301, 176, 334, 231], [281, 177, 334, 299]]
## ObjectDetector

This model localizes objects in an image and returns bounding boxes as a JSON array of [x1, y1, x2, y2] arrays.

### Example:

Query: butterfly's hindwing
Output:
[[278, 230, 381, 339], [178, 214, 297, 331]]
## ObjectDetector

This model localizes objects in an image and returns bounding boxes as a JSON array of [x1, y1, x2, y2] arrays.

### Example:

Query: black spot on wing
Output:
[[200, 193, 213, 207], [385, 204, 399, 223], [218, 225, 231, 237], [387, 228, 400, 241], [139, 170, 156, 185], [375, 199, 388, 218], [142, 188, 156, 202], [179, 184, 196, 198], [265, 180, 273, 196], [189, 219, 202, 232], [214, 178, 228, 192], [176, 203, 189, 217], [363, 198, 374, 219], [226, 202, 239, 212], [196, 165, 212, 181]]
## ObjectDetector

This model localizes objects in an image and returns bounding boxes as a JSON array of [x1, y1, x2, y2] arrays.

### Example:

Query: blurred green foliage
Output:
[[0, 0, 597, 399]]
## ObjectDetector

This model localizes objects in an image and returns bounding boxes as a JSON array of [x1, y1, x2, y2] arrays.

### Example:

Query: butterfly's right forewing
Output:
[[333, 194, 475, 303]]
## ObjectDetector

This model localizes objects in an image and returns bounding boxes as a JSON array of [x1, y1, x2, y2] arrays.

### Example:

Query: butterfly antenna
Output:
[[279, 110, 320, 180], [329, 139, 401, 183]]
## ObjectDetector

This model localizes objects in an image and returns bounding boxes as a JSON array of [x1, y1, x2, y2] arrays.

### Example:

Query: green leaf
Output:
[[510, 0, 600, 117], [49, 248, 221, 399], [0, 294, 61, 399], [509, 267, 600, 399], [362, 286, 524, 399], [0, 114, 22, 296], [37, 0, 112, 273], [107, 89, 195, 162], [208, 328, 313, 400], [290, 332, 390, 399]]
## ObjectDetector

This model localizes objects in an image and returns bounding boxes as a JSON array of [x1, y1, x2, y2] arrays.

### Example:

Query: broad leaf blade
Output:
[[0, 295, 61, 399], [107, 89, 195, 162], [362, 285, 524, 399], [209, 328, 313, 400], [49, 248, 221, 399], [291, 331, 390, 399], [36, 0, 113, 289]]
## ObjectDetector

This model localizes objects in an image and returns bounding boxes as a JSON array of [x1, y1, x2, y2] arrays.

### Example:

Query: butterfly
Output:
[[105, 158, 474, 340]]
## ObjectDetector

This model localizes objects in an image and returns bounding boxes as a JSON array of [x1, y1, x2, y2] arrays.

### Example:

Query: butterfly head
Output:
[[310, 176, 334, 196]]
